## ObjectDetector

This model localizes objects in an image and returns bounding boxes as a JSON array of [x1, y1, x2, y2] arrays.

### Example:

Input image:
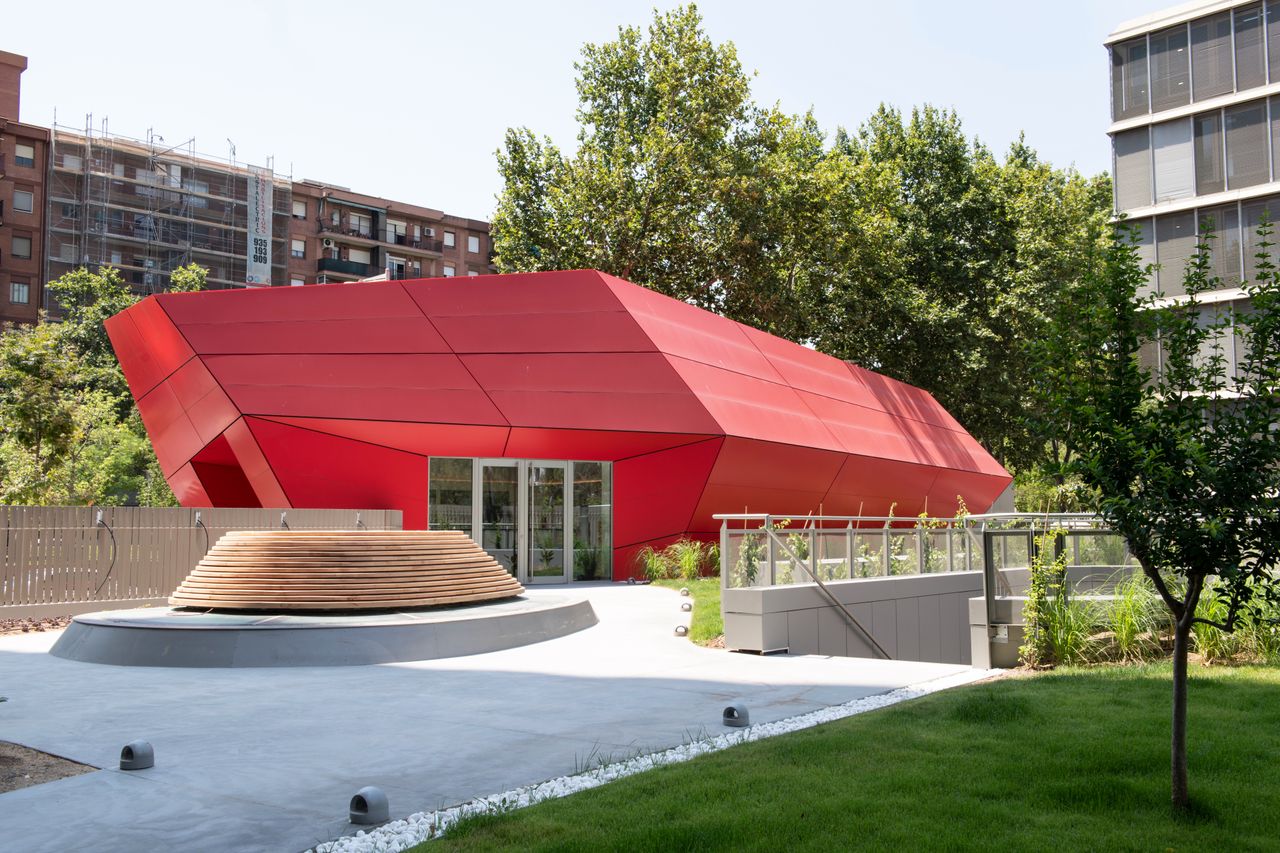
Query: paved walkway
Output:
[[0, 585, 971, 852]]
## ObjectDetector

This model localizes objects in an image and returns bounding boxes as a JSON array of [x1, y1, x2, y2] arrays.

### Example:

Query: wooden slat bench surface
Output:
[[169, 530, 525, 611]]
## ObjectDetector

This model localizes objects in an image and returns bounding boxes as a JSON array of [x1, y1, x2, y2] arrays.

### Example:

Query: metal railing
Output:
[[715, 513, 1134, 591], [0, 506, 402, 618]]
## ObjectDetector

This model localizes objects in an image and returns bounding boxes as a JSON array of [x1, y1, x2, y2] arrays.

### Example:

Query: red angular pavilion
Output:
[[106, 270, 1010, 581]]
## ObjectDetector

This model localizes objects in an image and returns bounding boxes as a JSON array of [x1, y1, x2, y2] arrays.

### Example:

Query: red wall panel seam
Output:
[[396, 282, 513, 431]]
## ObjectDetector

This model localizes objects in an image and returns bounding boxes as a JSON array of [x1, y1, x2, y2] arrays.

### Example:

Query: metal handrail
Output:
[[768, 524, 890, 659]]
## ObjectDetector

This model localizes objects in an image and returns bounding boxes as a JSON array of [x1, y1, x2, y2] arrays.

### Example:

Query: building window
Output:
[[61, 203, 79, 220], [1152, 118, 1193, 203], [386, 219, 407, 244], [1235, 4, 1267, 91], [290, 276, 305, 287], [9, 280, 30, 304], [349, 213, 372, 237], [1129, 217, 1157, 298], [12, 190, 33, 214], [292, 200, 307, 219], [1111, 37, 1149, 120], [1155, 211, 1196, 296], [428, 457, 474, 539], [1149, 25, 1190, 111], [443, 265, 455, 277], [348, 247, 372, 265], [1243, 196, 1280, 281], [443, 231, 456, 248], [291, 238, 306, 259], [1198, 204, 1242, 288], [62, 153, 82, 171], [14, 143, 35, 168], [1192, 13, 1234, 101], [1114, 127, 1152, 210], [1225, 101, 1269, 189], [11, 236, 32, 259], [467, 235, 481, 253], [1194, 112, 1224, 195], [1270, 1, 1280, 83]]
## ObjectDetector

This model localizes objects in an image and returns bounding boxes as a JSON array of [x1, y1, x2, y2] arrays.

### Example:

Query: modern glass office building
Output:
[[1109, 0, 1280, 376]]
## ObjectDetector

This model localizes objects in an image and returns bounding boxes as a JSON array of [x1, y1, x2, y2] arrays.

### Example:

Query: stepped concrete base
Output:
[[49, 594, 596, 668]]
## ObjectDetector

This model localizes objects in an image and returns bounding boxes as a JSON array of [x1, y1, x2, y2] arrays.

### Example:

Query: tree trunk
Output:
[[1171, 617, 1192, 811]]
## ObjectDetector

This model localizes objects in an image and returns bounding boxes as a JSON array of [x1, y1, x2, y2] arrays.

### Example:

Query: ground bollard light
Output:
[[722, 703, 750, 727], [349, 786, 390, 825], [674, 625, 688, 637], [119, 740, 154, 770], [681, 601, 692, 611], [680, 587, 690, 596]]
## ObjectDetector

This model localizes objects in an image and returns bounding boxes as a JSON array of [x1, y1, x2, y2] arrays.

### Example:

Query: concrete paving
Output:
[[0, 584, 970, 852]]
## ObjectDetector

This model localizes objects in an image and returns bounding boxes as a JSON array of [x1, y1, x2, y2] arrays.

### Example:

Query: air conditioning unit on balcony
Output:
[[322, 238, 334, 248]]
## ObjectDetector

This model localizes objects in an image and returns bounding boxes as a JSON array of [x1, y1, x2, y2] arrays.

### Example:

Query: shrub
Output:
[[641, 538, 719, 581]]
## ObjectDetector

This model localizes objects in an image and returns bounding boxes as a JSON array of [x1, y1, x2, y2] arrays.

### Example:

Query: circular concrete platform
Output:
[[48, 593, 597, 668]]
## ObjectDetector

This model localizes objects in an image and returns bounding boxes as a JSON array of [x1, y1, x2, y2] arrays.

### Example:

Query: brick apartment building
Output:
[[0, 51, 492, 326]]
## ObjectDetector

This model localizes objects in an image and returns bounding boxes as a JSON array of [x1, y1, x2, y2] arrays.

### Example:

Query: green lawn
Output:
[[652, 578, 722, 645], [421, 664, 1280, 852]]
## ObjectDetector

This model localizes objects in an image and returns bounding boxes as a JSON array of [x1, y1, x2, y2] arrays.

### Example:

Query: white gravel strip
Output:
[[311, 667, 1002, 853]]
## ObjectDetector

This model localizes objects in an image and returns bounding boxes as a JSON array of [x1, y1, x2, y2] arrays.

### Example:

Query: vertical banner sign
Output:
[[246, 166, 274, 286]]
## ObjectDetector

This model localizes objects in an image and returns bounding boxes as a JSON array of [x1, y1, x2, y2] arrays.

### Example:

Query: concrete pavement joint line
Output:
[[309, 667, 1003, 853]]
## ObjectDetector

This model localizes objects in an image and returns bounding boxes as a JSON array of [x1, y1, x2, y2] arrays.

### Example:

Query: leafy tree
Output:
[[1043, 222, 1280, 810], [0, 263, 207, 506], [491, 5, 1113, 471], [0, 322, 79, 500]]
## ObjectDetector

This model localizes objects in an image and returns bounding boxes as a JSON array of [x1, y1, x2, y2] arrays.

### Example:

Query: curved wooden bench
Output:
[[169, 530, 525, 611]]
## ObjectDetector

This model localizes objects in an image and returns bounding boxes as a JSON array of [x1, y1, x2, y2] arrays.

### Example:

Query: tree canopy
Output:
[[490, 4, 1112, 472], [1042, 221, 1280, 809], [0, 264, 207, 506]]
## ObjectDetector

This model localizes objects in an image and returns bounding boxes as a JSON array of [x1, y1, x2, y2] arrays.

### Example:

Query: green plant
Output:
[[1192, 585, 1248, 663], [574, 537, 601, 581], [732, 531, 764, 587], [1020, 527, 1070, 668], [639, 545, 674, 581], [1107, 571, 1163, 662]]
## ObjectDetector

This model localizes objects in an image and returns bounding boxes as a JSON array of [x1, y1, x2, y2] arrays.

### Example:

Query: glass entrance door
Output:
[[527, 463, 569, 584], [480, 462, 519, 578]]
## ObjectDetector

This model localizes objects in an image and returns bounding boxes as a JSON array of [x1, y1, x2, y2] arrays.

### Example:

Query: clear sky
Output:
[[9, 0, 1158, 222]]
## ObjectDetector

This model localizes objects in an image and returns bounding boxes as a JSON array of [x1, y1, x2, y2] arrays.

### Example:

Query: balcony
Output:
[[318, 257, 371, 277]]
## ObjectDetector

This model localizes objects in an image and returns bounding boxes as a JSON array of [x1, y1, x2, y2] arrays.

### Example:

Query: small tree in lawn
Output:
[[1043, 220, 1280, 811]]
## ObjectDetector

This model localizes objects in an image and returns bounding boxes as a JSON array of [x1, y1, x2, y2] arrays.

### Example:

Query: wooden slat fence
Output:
[[0, 506, 402, 619]]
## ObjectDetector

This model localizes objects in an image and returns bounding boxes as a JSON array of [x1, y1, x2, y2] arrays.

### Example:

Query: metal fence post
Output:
[[765, 516, 775, 586], [882, 523, 891, 577], [846, 521, 854, 579]]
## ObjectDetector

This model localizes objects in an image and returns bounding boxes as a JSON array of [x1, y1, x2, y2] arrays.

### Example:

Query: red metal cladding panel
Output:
[[663, 356, 841, 451], [165, 463, 213, 507], [924, 468, 1012, 515], [795, 389, 994, 472], [191, 461, 262, 508], [612, 438, 723, 547], [158, 280, 423, 325], [461, 353, 721, 434], [105, 301, 195, 399], [688, 438, 844, 532], [204, 354, 508, 425], [822, 454, 942, 518], [176, 317, 450, 355], [503, 428, 716, 462], [245, 417, 429, 529], [736, 323, 881, 406], [257, 417, 510, 458], [165, 358, 239, 446], [600, 273, 786, 381], [404, 270, 655, 354], [222, 418, 291, 508], [135, 382, 205, 478], [852, 364, 968, 434], [406, 270, 622, 317], [191, 433, 240, 467]]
